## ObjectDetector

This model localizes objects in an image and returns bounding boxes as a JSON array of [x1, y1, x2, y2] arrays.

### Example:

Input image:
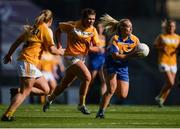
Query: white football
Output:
[[135, 43, 150, 57]]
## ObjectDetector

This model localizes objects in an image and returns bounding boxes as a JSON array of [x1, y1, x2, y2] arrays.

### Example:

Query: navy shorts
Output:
[[89, 53, 105, 70], [106, 66, 129, 82]]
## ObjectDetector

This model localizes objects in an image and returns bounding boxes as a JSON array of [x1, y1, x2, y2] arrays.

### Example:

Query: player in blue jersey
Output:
[[96, 14, 140, 118]]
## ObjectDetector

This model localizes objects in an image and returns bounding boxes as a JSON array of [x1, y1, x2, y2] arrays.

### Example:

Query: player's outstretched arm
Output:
[[3, 33, 26, 64]]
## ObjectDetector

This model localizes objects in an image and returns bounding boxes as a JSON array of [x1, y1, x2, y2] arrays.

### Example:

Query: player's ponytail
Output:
[[23, 9, 53, 34], [100, 14, 131, 36], [35, 9, 53, 27], [99, 14, 119, 36]]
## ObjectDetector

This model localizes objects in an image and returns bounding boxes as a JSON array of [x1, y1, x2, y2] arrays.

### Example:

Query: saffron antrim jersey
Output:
[[59, 21, 100, 56], [155, 34, 180, 65], [39, 51, 58, 72], [18, 23, 55, 66], [106, 34, 139, 66]]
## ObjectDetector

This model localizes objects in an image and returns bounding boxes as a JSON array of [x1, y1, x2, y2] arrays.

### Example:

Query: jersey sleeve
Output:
[[109, 44, 119, 53], [91, 28, 101, 46], [42, 27, 55, 50], [131, 34, 140, 44], [59, 21, 75, 32], [108, 37, 119, 53], [178, 35, 180, 48]]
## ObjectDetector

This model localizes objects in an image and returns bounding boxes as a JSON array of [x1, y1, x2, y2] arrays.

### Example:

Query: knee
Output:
[[167, 80, 175, 88], [117, 93, 128, 99], [49, 81, 57, 92], [85, 73, 92, 83], [106, 88, 115, 96], [50, 85, 56, 93], [44, 87, 50, 95]]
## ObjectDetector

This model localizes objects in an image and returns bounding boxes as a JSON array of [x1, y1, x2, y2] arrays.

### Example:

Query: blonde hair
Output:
[[100, 14, 130, 36], [23, 9, 53, 33]]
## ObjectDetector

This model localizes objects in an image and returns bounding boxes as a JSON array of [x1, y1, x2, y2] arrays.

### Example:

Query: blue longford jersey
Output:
[[105, 34, 139, 67]]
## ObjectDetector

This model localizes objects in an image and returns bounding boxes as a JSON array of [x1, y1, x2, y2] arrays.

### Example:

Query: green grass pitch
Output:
[[1, 104, 180, 128]]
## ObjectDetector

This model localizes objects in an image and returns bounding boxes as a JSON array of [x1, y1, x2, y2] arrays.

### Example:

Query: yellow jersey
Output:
[[59, 20, 100, 56], [18, 23, 54, 66], [155, 33, 180, 65]]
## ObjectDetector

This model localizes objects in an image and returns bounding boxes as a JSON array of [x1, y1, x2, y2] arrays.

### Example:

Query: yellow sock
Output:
[[40, 95, 46, 104], [82, 96, 86, 106], [5, 110, 15, 117]]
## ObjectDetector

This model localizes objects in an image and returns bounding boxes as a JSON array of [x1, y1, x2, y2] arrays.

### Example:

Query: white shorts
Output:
[[42, 71, 55, 81], [17, 61, 43, 78], [159, 64, 177, 73], [64, 55, 86, 68]]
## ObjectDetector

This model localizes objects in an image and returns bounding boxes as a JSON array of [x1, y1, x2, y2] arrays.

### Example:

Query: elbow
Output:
[[112, 54, 119, 60], [48, 46, 56, 55]]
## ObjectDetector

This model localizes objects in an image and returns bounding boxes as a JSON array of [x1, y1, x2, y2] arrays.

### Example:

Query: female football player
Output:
[[154, 19, 180, 107], [43, 8, 104, 114], [96, 14, 141, 118], [1, 9, 64, 121]]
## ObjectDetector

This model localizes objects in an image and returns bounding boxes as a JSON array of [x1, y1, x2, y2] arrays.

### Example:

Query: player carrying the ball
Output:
[[95, 14, 144, 118]]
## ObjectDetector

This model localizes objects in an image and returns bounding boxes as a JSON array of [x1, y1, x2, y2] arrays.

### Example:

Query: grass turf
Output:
[[0, 104, 180, 128]]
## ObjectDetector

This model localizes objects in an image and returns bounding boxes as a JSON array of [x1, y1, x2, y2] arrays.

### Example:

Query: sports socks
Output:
[[4, 109, 15, 117]]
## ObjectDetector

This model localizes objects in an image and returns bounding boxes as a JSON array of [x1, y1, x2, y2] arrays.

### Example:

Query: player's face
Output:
[[97, 23, 104, 34], [120, 20, 132, 36], [166, 22, 176, 34], [47, 18, 53, 27], [82, 14, 96, 28]]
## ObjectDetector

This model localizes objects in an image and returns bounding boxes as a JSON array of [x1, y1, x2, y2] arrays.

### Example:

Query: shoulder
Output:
[[173, 33, 180, 38], [38, 23, 49, 32], [130, 34, 139, 41], [158, 33, 165, 38], [75, 20, 81, 25], [40, 23, 47, 28], [91, 26, 98, 34], [111, 35, 119, 41]]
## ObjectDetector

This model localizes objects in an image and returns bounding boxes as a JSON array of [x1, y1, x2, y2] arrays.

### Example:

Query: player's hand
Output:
[[3, 54, 12, 64], [134, 51, 144, 57], [58, 48, 65, 56], [126, 49, 142, 58]]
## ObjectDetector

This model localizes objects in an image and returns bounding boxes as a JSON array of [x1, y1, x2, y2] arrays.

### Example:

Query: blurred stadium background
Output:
[[1, 0, 180, 106]]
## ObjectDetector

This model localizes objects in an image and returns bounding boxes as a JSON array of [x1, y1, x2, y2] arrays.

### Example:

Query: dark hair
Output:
[[81, 8, 96, 19], [166, 19, 176, 26]]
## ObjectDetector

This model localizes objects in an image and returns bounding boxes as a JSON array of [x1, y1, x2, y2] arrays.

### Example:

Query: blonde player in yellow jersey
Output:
[[1, 9, 64, 121], [154, 19, 180, 107], [43, 8, 104, 114]]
